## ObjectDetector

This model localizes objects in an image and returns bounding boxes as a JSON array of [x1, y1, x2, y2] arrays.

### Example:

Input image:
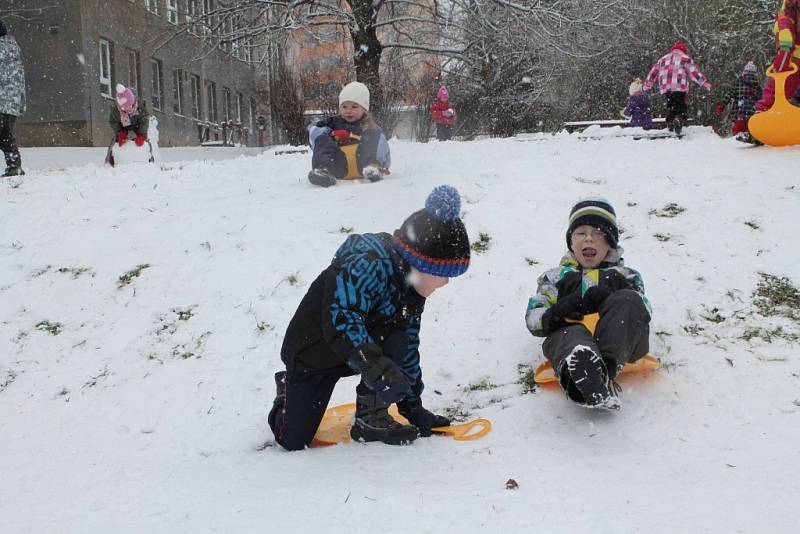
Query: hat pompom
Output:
[[116, 83, 126, 94], [425, 185, 461, 221]]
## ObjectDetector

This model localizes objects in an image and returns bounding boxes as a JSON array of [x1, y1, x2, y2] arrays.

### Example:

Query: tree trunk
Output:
[[348, 0, 385, 119]]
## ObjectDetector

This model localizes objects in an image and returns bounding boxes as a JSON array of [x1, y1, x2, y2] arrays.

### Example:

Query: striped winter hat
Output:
[[566, 197, 619, 250], [393, 185, 471, 278]]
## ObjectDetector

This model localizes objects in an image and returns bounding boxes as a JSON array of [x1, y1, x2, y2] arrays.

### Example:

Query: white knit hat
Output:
[[339, 81, 370, 111], [629, 78, 643, 96]]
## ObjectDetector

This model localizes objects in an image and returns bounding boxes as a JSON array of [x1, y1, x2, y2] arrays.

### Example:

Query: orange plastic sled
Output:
[[748, 63, 800, 147], [310, 403, 492, 447], [533, 313, 661, 385]]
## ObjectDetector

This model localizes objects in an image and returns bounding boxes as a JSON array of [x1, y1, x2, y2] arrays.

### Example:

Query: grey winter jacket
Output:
[[0, 35, 26, 116]]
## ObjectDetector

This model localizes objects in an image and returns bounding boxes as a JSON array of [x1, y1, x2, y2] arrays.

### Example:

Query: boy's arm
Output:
[[308, 117, 335, 148], [622, 267, 653, 317], [687, 58, 711, 89], [642, 59, 662, 91], [376, 132, 391, 168], [525, 269, 559, 337]]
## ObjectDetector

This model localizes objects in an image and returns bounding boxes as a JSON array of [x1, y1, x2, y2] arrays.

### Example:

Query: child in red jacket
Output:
[[431, 86, 456, 141]]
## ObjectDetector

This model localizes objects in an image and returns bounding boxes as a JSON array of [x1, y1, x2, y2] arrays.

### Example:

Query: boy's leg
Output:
[[595, 289, 651, 378], [664, 92, 676, 127], [268, 367, 341, 451], [543, 325, 618, 409], [355, 129, 381, 171], [311, 135, 348, 178], [0, 114, 23, 173]]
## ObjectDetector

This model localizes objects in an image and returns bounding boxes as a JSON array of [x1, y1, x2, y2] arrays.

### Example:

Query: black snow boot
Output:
[[351, 387, 419, 445], [267, 371, 287, 430], [3, 166, 24, 177], [672, 117, 683, 136], [308, 167, 337, 187], [559, 347, 620, 411]]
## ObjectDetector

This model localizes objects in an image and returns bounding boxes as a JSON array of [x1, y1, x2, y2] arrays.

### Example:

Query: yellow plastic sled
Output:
[[533, 313, 661, 385], [310, 403, 492, 447], [748, 63, 800, 147]]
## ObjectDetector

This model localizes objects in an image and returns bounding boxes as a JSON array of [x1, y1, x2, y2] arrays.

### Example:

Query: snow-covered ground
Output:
[[2, 128, 798, 533]]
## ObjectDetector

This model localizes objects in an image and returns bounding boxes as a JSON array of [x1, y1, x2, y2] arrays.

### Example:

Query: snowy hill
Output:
[[1, 129, 798, 533]]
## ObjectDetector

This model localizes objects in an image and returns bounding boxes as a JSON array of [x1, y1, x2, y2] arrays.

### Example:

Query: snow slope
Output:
[[1, 129, 798, 533]]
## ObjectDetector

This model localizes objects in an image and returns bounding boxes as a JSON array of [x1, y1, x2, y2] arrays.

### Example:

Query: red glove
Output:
[[135, 134, 146, 147], [117, 131, 128, 146], [330, 129, 351, 144], [715, 103, 725, 116]]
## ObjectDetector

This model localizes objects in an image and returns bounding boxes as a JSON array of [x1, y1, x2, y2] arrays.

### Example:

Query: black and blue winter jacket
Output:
[[280, 232, 424, 395]]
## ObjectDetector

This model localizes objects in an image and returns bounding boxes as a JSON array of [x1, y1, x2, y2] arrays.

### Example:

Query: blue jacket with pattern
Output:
[[280, 232, 424, 396]]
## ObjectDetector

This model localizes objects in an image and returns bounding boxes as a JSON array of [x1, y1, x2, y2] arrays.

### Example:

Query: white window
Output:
[[172, 68, 184, 115], [151, 58, 164, 111], [235, 93, 242, 122], [145, 0, 160, 16], [206, 80, 217, 122], [127, 49, 141, 95], [190, 74, 201, 119], [166, 0, 178, 24], [99, 39, 113, 97], [249, 96, 256, 133]]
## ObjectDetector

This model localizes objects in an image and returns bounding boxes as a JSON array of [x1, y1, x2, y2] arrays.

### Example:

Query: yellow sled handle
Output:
[[432, 418, 492, 441]]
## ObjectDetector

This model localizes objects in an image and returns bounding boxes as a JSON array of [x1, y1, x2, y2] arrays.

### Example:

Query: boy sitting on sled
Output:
[[269, 186, 470, 450], [525, 198, 652, 410]]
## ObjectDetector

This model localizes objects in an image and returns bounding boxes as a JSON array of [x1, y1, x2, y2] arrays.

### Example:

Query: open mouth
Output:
[[581, 247, 597, 260]]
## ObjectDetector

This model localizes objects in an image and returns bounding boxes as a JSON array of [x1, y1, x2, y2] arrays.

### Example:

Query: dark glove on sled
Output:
[[397, 398, 450, 437], [582, 286, 614, 313], [542, 293, 584, 331], [347, 344, 411, 404]]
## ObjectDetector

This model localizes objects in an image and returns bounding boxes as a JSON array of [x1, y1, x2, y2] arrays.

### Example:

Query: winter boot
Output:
[[559, 346, 620, 411], [672, 117, 683, 136], [351, 387, 419, 445], [735, 132, 762, 146], [267, 371, 287, 431], [308, 167, 337, 187], [362, 165, 383, 183], [3, 166, 25, 177]]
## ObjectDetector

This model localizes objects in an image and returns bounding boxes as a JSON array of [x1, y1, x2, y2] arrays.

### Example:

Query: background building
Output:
[[6, 0, 269, 147]]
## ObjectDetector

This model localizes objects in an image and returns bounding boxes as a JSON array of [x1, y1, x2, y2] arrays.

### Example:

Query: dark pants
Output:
[[664, 92, 688, 125], [543, 289, 650, 379], [436, 124, 453, 141], [0, 113, 22, 170], [311, 130, 381, 179], [268, 330, 409, 451]]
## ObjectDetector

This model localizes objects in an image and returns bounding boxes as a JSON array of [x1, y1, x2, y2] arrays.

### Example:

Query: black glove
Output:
[[542, 292, 584, 331], [397, 398, 450, 437], [347, 344, 411, 404], [582, 286, 613, 313]]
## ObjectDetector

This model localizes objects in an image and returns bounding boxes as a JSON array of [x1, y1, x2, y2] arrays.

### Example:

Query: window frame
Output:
[[172, 68, 184, 116], [150, 58, 164, 111], [99, 38, 114, 98], [205, 79, 217, 123], [190, 73, 202, 119], [166, 0, 178, 24]]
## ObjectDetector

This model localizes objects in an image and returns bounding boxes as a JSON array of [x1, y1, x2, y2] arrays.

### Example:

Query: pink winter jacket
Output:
[[643, 50, 710, 94]]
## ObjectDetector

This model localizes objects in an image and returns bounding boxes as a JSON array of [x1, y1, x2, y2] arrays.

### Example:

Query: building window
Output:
[[151, 58, 164, 111], [205, 80, 217, 122], [235, 93, 243, 122], [222, 87, 231, 121], [249, 96, 256, 133], [127, 49, 141, 95], [166, 0, 178, 24], [172, 68, 184, 115], [99, 38, 113, 97], [145, 0, 160, 16], [190, 74, 201, 119]]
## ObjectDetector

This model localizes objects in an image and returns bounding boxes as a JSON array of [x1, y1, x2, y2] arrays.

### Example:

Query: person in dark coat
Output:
[[268, 185, 471, 450], [110, 84, 149, 146], [526, 198, 652, 411], [0, 18, 26, 177], [624, 78, 653, 129], [716, 61, 763, 139]]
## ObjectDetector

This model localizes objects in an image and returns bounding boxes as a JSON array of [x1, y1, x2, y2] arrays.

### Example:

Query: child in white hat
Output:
[[307, 81, 391, 187]]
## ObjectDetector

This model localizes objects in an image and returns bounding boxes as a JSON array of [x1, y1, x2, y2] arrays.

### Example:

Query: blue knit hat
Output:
[[393, 185, 470, 278]]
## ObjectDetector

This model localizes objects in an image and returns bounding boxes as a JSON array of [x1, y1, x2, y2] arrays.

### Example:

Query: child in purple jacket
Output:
[[624, 78, 653, 130]]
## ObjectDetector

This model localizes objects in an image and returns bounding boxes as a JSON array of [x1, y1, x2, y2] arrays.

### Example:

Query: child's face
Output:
[[340, 101, 366, 123], [408, 268, 449, 298], [570, 225, 612, 268]]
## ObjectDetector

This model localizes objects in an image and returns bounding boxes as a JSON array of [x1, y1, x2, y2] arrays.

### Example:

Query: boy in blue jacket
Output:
[[307, 81, 391, 187], [269, 186, 470, 450]]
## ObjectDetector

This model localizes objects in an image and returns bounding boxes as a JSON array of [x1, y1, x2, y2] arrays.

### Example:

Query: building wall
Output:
[[9, 0, 93, 146], [10, 0, 263, 147]]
